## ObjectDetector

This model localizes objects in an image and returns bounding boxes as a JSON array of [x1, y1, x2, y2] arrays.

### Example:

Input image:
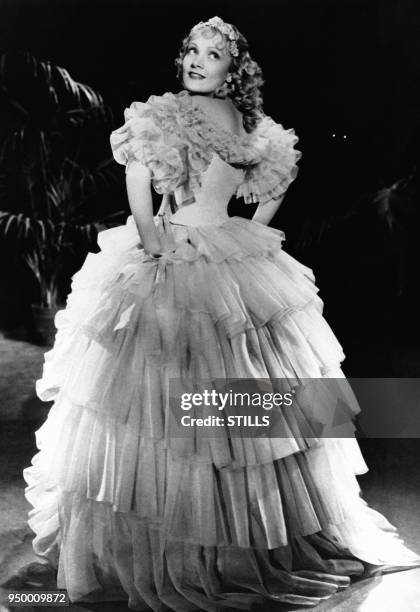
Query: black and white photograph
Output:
[[0, 1, 420, 610]]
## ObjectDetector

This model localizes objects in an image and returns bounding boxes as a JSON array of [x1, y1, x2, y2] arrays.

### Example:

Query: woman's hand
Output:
[[140, 245, 177, 261]]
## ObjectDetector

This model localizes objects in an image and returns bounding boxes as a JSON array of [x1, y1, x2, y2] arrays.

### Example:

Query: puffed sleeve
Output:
[[236, 117, 302, 204], [110, 94, 187, 194]]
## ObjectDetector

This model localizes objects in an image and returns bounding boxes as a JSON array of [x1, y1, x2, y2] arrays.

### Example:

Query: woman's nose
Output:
[[191, 54, 204, 68]]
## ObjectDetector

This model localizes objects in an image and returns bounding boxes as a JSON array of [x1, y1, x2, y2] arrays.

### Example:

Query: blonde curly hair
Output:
[[175, 21, 265, 133]]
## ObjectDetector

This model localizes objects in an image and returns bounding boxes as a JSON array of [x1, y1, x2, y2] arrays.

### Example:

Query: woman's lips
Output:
[[188, 71, 205, 79]]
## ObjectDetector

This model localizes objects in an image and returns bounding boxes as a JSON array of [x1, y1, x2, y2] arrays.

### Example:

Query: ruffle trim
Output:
[[236, 117, 302, 204], [23, 483, 374, 609], [24, 404, 365, 548], [34, 215, 351, 438], [97, 214, 287, 263], [24, 393, 373, 549], [110, 95, 193, 194], [110, 91, 301, 204], [24, 413, 419, 565]]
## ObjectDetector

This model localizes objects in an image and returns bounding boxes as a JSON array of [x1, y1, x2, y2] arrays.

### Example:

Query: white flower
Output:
[[192, 16, 239, 57]]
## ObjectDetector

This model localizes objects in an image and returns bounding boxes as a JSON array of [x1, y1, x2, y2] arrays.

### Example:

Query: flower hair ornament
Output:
[[191, 16, 239, 57]]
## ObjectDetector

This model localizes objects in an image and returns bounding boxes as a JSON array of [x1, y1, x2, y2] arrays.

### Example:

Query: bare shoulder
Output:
[[192, 95, 246, 137]]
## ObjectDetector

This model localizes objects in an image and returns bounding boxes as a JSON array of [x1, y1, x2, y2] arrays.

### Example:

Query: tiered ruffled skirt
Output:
[[23, 213, 419, 610]]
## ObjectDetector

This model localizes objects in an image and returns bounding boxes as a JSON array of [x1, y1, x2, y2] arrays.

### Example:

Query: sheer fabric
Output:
[[24, 91, 419, 610]]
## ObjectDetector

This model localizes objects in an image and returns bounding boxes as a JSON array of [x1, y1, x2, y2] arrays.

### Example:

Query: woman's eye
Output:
[[209, 51, 220, 59], [187, 47, 197, 54]]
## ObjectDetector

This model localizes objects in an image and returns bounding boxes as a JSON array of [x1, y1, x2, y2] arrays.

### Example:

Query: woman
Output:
[[24, 16, 419, 610]]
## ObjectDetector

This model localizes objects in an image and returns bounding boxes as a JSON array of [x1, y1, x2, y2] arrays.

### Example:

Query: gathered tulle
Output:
[[109, 91, 301, 205], [24, 213, 420, 610], [27, 490, 369, 611]]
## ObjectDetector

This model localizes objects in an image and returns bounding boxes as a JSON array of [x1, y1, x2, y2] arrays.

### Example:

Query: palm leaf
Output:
[[36, 219, 47, 242], [4, 213, 16, 236], [0, 51, 122, 307]]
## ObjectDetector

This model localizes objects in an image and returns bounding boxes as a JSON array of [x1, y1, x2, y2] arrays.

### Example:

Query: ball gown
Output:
[[23, 91, 419, 610]]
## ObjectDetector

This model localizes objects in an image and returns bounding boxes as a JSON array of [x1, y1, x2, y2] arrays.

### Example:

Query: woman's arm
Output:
[[251, 194, 285, 226], [126, 161, 163, 255]]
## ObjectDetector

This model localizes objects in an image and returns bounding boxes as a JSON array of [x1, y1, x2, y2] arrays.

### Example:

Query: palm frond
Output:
[[4, 213, 17, 235], [0, 51, 124, 307], [24, 252, 41, 284], [36, 219, 47, 242]]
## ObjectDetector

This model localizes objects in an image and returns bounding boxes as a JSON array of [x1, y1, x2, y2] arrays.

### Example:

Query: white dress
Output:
[[23, 90, 419, 611]]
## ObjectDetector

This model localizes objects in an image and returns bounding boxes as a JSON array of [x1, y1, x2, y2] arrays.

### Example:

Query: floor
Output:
[[0, 330, 420, 611]]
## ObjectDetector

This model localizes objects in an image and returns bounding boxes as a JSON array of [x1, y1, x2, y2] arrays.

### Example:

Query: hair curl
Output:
[[175, 22, 264, 133]]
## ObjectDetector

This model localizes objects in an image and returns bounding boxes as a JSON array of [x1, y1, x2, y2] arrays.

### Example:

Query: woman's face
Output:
[[182, 29, 232, 96]]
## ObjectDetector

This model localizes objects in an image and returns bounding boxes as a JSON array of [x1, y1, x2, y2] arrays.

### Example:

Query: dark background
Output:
[[1, 0, 420, 375]]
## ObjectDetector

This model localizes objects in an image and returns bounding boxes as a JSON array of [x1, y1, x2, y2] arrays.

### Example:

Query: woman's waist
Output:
[[168, 201, 230, 227]]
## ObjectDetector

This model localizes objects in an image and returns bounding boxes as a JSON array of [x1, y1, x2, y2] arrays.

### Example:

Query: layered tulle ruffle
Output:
[[24, 214, 420, 610], [34, 215, 357, 459], [110, 91, 301, 205]]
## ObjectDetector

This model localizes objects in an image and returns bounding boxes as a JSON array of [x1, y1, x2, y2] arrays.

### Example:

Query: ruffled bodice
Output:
[[110, 90, 301, 208]]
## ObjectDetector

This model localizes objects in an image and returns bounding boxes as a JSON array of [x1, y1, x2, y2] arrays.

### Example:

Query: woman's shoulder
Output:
[[190, 95, 247, 138]]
